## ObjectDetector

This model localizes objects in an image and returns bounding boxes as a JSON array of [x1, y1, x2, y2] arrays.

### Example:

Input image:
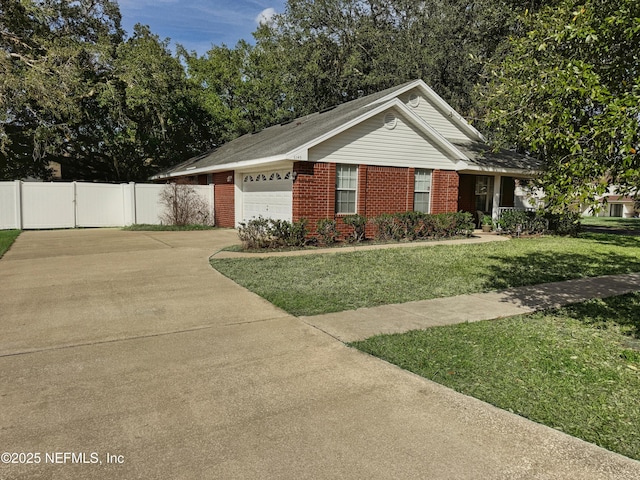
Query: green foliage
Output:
[[316, 218, 340, 245], [481, 0, 640, 210], [237, 216, 308, 249], [498, 210, 580, 236], [545, 211, 582, 236], [0, 2, 215, 181], [342, 214, 368, 243], [255, 0, 543, 119], [372, 212, 474, 241]]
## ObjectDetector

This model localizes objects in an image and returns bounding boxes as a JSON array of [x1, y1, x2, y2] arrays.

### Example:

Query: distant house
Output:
[[154, 80, 541, 230], [583, 189, 638, 218]]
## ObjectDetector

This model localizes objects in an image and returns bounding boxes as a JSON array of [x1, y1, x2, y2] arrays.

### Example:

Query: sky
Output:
[[117, 0, 287, 56]]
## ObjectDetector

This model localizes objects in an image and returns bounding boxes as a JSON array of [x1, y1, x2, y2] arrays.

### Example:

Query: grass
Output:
[[351, 293, 640, 461], [122, 224, 216, 231], [581, 216, 640, 230], [210, 233, 640, 316], [0, 230, 20, 258]]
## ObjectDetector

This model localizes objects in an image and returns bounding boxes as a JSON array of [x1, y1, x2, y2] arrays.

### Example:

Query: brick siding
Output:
[[293, 162, 459, 238], [213, 171, 235, 228], [431, 170, 459, 214]]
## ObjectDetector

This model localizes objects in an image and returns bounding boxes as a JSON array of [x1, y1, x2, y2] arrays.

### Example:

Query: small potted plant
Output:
[[481, 215, 493, 233]]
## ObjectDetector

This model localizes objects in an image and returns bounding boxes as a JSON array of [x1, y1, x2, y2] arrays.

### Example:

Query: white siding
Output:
[[309, 109, 458, 169], [401, 88, 473, 142]]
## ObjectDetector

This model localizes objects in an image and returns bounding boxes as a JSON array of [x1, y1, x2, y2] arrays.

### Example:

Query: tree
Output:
[[253, 0, 549, 119], [179, 38, 290, 143], [480, 0, 640, 210], [0, 0, 123, 180]]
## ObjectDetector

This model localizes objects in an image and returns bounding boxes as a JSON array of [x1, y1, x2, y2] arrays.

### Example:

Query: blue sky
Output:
[[117, 0, 287, 55]]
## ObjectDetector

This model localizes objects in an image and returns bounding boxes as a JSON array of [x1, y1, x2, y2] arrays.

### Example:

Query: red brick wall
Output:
[[294, 162, 459, 238], [292, 162, 335, 230], [361, 166, 414, 217], [213, 171, 235, 228], [431, 170, 459, 214]]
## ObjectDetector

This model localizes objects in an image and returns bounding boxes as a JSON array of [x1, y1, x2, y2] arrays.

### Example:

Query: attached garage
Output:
[[241, 170, 293, 223]]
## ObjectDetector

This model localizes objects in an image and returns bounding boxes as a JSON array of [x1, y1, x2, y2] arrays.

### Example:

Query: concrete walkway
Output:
[[304, 272, 640, 342], [1, 229, 639, 479]]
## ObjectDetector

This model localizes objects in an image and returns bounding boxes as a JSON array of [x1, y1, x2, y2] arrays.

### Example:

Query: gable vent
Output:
[[384, 112, 397, 130], [408, 93, 420, 108]]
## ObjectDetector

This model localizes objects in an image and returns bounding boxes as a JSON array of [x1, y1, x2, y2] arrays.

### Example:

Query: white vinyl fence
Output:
[[0, 181, 214, 230]]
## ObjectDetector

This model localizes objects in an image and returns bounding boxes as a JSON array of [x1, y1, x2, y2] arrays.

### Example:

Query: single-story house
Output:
[[154, 79, 542, 232], [582, 190, 638, 218]]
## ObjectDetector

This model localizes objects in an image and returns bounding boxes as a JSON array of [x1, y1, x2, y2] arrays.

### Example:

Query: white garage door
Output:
[[242, 171, 293, 223]]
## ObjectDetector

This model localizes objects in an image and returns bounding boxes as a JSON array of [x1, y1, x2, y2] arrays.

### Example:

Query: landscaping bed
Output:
[[351, 293, 640, 461]]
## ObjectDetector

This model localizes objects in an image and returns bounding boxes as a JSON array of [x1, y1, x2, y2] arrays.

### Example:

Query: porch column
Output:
[[492, 175, 502, 220]]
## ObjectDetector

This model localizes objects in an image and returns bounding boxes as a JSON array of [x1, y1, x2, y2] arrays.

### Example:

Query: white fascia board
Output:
[[287, 98, 470, 166], [459, 166, 539, 176], [372, 79, 485, 142], [153, 155, 290, 179]]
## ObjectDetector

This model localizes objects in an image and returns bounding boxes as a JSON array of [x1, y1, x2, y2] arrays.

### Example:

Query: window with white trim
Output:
[[335, 164, 358, 214], [414, 169, 432, 213]]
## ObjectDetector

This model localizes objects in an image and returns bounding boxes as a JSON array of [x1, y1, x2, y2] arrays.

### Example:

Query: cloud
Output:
[[255, 7, 276, 25]]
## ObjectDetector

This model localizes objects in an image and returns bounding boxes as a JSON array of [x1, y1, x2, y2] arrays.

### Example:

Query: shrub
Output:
[[159, 183, 213, 226], [237, 216, 272, 249], [545, 211, 581, 236], [454, 211, 475, 236], [372, 211, 474, 241], [238, 217, 308, 249], [316, 218, 339, 245], [498, 209, 579, 236], [343, 214, 367, 243], [373, 214, 403, 241]]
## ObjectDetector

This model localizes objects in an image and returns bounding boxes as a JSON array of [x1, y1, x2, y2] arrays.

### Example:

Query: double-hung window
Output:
[[335, 164, 357, 214], [414, 169, 432, 213]]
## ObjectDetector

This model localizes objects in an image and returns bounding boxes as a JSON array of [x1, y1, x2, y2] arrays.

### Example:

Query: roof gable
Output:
[[155, 80, 535, 179]]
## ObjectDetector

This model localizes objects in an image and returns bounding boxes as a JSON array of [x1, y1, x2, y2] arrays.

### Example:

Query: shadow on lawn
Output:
[[562, 294, 640, 340], [482, 249, 640, 314]]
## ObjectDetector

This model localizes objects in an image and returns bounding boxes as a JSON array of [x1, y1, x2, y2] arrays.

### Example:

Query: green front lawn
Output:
[[351, 294, 640, 461], [581, 216, 640, 231], [0, 230, 20, 258], [210, 233, 640, 316]]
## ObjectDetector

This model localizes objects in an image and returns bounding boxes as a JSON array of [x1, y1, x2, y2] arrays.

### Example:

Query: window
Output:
[[414, 169, 432, 213], [610, 203, 623, 217], [336, 164, 357, 214], [475, 175, 494, 213]]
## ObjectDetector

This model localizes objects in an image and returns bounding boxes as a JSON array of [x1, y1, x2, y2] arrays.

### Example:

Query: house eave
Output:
[[151, 155, 292, 179]]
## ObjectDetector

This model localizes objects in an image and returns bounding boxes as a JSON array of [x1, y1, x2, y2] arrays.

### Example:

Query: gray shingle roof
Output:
[[165, 82, 416, 174], [453, 141, 543, 172], [163, 80, 541, 176]]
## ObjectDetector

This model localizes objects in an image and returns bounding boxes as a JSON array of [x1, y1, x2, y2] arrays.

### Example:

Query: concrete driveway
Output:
[[1, 229, 639, 479]]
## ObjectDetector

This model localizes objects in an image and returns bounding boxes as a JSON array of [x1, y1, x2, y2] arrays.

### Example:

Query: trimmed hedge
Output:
[[498, 210, 581, 236], [372, 211, 475, 241]]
